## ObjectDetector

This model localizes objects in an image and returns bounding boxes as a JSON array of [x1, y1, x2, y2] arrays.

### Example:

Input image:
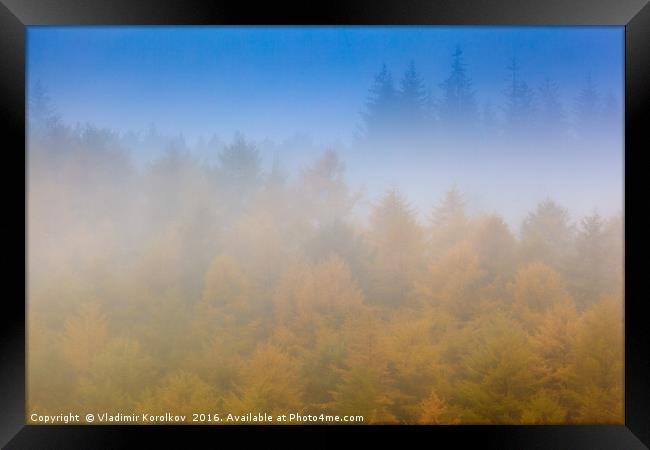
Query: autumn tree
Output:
[[429, 185, 469, 257], [223, 343, 304, 417], [297, 149, 358, 227], [418, 241, 486, 320], [443, 315, 542, 423], [330, 310, 395, 423], [520, 199, 574, 273], [566, 296, 624, 423], [77, 337, 157, 412], [469, 214, 517, 282], [367, 188, 425, 305], [137, 371, 221, 419], [60, 302, 109, 373], [273, 256, 366, 345], [510, 262, 573, 330]]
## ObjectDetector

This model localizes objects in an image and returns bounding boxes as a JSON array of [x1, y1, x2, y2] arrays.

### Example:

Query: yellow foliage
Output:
[[137, 371, 221, 418], [60, 302, 109, 373], [511, 262, 573, 329], [223, 343, 303, 416]]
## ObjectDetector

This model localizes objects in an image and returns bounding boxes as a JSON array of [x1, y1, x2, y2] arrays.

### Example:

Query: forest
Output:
[[27, 48, 623, 424]]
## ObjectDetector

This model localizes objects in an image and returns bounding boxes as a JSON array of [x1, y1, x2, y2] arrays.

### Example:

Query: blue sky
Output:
[[27, 27, 624, 224], [27, 26, 623, 145]]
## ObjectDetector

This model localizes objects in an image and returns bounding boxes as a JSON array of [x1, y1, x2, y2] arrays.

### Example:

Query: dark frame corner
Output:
[[1, 0, 648, 448]]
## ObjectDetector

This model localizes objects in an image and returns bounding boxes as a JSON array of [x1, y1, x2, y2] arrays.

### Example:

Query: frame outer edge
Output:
[[0, 0, 27, 447], [625, 1, 650, 447]]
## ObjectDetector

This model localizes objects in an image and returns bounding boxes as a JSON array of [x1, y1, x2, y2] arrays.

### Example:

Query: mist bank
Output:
[[27, 116, 623, 424]]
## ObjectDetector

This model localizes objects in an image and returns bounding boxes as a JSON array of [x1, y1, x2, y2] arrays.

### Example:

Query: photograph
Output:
[[26, 25, 624, 425]]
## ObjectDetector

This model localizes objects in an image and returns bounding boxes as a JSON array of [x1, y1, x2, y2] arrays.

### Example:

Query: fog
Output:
[[27, 27, 623, 424]]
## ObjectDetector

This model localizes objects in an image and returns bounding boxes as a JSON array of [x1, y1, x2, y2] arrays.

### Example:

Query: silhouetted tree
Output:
[[520, 199, 574, 273], [362, 64, 398, 140], [217, 134, 263, 211], [398, 61, 428, 136], [439, 47, 478, 133], [504, 57, 535, 138]]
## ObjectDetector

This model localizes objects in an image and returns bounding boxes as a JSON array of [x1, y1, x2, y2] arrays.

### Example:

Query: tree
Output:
[[602, 214, 623, 291], [504, 57, 535, 138], [137, 371, 221, 419], [510, 262, 573, 330], [384, 313, 440, 422], [193, 254, 256, 345], [60, 302, 109, 373], [397, 61, 428, 136], [520, 391, 568, 424], [217, 134, 263, 212], [223, 343, 303, 417], [469, 214, 517, 282], [419, 241, 486, 320], [273, 256, 366, 343], [367, 188, 425, 305], [418, 391, 452, 424], [304, 219, 370, 286], [297, 150, 358, 227], [439, 47, 478, 133], [570, 212, 610, 309], [362, 64, 398, 141], [566, 296, 624, 423], [520, 199, 574, 273], [445, 315, 541, 423], [430, 185, 468, 256], [330, 310, 395, 423], [529, 300, 579, 390], [77, 337, 157, 412]]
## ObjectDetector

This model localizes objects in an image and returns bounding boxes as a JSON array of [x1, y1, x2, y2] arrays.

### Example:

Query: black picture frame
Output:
[[1, 1, 648, 448]]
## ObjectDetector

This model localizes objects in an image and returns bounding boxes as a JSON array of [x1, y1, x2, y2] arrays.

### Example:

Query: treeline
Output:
[[27, 117, 623, 424], [361, 48, 621, 146]]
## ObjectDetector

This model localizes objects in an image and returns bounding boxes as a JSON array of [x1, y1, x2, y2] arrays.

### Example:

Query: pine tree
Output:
[[397, 61, 428, 135], [367, 188, 425, 305], [439, 47, 478, 132], [570, 212, 609, 309], [223, 343, 303, 417], [137, 371, 221, 419], [430, 185, 468, 256], [504, 57, 535, 138], [217, 134, 262, 212], [362, 64, 398, 141], [511, 262, 573, 330], [566, 296, 624, 423], [60, 302, 109, 373], [520, 199, 574, 273], [298, 149, 358, 227]]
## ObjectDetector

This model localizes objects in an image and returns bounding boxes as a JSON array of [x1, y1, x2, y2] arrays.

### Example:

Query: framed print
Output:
[[1, 0, 648, 448]]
